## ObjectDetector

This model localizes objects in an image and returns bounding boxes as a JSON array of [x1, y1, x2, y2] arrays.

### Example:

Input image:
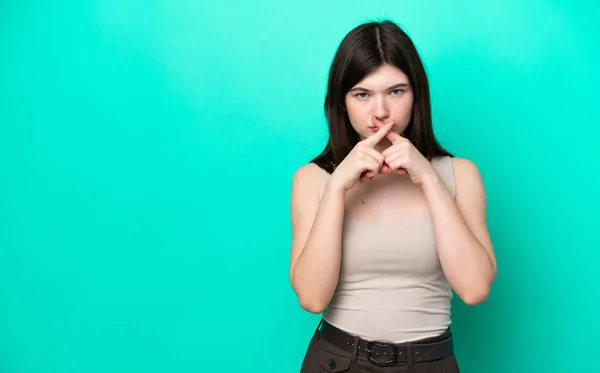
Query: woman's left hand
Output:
[[372, 117, 438, 188]]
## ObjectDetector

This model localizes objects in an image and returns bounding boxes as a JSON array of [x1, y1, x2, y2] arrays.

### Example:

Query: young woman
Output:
[[289, 20, 497, 372]]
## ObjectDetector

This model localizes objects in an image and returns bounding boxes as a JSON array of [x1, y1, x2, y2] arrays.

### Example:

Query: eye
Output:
[[355, 92, 369, 99], [390, 89, 404, 95]]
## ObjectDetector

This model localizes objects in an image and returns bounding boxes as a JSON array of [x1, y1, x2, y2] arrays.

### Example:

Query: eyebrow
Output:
[[349, 83, 410, 92]]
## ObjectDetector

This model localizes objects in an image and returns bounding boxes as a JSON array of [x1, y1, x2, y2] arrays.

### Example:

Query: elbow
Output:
[[299, 297, 327, 314], [463, 291, 489, 306], [456, 265, 496, 306], [459, 284, 491, 306], [295, 291, 328, 314], [292, 283, 328, 313], [291, 274, 329, 314]]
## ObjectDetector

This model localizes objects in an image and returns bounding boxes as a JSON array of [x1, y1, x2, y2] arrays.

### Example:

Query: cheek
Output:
[[392, 97, 414, 122], [345, 101, 367, 125]]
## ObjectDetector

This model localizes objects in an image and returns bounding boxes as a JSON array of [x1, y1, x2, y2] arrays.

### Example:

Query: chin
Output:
[[362, 130, 375, 139]]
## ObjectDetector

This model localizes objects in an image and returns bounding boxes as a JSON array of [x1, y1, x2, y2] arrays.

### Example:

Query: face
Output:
[[345, 63, 414, 145]]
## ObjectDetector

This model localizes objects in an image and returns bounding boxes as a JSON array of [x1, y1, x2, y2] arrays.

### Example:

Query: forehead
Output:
[[353, 64, 409, 88]]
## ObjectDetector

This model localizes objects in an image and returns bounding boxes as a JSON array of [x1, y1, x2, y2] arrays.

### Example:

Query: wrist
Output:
[[325, 177, 349, 197], [420, 170, 444, 192]]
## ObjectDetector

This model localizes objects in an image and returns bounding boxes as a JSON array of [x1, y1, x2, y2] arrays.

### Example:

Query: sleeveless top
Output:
[[318, 156, 456, 343]]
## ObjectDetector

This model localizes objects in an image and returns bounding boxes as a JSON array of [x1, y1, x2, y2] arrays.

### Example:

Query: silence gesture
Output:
[[371, 117, 438, 187], [328, 119, 397, 192]]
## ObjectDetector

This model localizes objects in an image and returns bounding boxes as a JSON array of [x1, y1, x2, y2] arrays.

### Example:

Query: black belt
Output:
[[318, 320, 454, 367]]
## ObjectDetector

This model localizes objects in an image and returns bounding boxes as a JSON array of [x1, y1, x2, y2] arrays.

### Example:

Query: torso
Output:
[[319, 156, 456, 343]]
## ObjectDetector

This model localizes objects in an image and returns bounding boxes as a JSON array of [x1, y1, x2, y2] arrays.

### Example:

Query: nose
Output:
[[373, 97, 390, 122]]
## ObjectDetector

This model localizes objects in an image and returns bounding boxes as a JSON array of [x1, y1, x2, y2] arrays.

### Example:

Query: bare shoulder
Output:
[[290, 162, 326, 217], [451, 157, 482, 178], [291, 162, 326, 195], [451, 157, 485, 198]]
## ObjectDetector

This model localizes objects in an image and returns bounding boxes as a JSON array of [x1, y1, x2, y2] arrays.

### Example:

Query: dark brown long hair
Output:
[[311, 20, 453, 173]]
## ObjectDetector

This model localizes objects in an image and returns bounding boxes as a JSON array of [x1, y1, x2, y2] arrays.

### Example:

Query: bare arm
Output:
[[289, 163, 347, 313], [289, 122, 395, 313], [421, 158, 497, 305]]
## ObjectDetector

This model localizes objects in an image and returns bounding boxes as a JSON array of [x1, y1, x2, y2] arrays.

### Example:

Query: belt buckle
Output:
[[366, 340, 397, 366]]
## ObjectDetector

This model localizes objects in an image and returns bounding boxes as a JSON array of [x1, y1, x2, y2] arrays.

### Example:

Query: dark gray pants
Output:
[[299, 327, 460, 373]]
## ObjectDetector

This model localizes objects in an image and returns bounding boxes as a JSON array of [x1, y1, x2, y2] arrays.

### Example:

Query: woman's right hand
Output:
[[329, 119, 396, 192]]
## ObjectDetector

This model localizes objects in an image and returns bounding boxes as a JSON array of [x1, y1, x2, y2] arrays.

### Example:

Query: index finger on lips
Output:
[[362, 118, 396, 147], [371, 117, 404, 145]]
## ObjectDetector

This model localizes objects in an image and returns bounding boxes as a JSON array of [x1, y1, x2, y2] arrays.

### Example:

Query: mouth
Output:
[[369, 119, 395, 132]]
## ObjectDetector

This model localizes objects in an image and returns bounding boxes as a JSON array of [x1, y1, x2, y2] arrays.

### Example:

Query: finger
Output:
[[384, 152, 408, 174], [362, 147, 386, 166], [362, 149, 386, 179], [359, 169, 377, 182], [386, 155, 407, 173], [371, 117, 404, 145], [381, 143, 407, 157], [362, 118, 396, 147], [362, 147, 389, 174], [363, 170, 376, 178], [359, 154, 383, 176], [385, 151, 404, 165]]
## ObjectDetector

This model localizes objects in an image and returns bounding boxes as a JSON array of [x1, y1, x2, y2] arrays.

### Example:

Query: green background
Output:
[[1, 1, 598, 372]]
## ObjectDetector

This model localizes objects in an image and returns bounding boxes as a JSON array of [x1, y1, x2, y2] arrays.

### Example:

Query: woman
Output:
[[289, 20, 497, 372]]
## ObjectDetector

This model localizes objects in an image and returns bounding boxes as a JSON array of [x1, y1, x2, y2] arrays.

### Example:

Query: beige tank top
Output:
[[319, 156, 456, 343]]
